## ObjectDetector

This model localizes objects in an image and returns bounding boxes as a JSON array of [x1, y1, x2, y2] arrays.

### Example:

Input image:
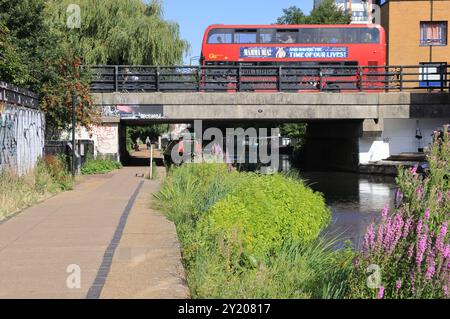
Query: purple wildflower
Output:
[[425, 250, 436, 280], [377, 286, 385, 299], [424, 208, 430, 220], [381, 205, 389, 220], [396, 279, 402, 292], [403, 218, 412, 239], [416, 233, 427, 266], [417, 186, 423, 201], [408, 243, 415, 260], [363, 224, 376, 254], [416, 220, 423, 237], [410, 272, 415, 295], [410, 165, 418, 175], [443, 244, 450, 259], [436, 222, 448, 254]]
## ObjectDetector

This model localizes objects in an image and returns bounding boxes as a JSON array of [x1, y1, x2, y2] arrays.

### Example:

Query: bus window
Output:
[[234, 29, 258, 44], [320, 28, 344, 44], [260, 29, 276, 43], [366, 28, 380, 43], [276, 29, 298, 44], [207, 29, 233, 44], [298, 28, 319, 44]]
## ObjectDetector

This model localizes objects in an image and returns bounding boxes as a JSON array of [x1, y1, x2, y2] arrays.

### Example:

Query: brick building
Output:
[[376, 0, 449, 66]]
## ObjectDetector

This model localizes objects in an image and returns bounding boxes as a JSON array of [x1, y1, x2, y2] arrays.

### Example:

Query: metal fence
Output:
[[0, 81, 39, 108], [89, 64, 450, 93]]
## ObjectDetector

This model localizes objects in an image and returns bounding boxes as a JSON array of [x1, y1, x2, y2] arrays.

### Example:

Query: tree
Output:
[[0, 23, 30, 86], [1, 0, 190, 137], [276, 6, 306, 24], [276, 0, 351, 25], [45, 0, 190, 65], [307, 0, 352, 24]]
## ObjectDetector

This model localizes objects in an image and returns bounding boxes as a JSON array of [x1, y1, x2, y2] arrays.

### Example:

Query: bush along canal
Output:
[[155, 126, 449, 299]]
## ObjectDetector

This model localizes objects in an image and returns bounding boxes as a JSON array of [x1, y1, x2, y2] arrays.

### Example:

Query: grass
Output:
[[0, 155, 73, 220], [80, 158, 122, 175], [155, 163, 352, 298]]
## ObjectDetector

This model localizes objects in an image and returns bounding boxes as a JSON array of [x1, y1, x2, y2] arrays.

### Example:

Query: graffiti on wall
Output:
[[91, 125, 118, 154], [0, 104, 45, 175], [0, 108, 18, 168], [101, 104, 164, 120]]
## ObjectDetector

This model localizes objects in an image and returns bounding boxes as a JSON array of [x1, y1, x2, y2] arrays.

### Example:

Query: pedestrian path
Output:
[[0, 167, 188, 299]]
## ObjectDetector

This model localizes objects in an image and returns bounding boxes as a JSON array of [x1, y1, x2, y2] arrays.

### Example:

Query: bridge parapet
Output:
[[89, 64, 450, 93], [92, 92, 450, 122]]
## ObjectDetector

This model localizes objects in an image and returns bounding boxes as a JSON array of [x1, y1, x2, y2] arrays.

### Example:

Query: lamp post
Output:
[[71, 91, 77, 177]]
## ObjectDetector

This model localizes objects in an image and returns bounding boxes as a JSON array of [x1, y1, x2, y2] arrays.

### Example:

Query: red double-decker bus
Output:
[[200, 24, 386, 91]]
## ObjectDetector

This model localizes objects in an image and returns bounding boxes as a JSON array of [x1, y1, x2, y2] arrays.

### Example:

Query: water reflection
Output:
[[300, 172, 397, 248], [277, 154, 397, 248]]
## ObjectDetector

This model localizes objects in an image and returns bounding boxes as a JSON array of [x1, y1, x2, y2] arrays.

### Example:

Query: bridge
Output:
[[86, 65, 450, 172], [90, 64, 450, 121]]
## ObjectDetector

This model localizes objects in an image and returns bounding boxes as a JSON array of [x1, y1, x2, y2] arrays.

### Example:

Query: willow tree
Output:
[[45, 0, 190, 65]]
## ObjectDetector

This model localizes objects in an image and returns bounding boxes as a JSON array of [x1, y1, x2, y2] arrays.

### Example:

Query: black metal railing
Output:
[[88, 64, 450, 93], [0, 81, 39, 108]]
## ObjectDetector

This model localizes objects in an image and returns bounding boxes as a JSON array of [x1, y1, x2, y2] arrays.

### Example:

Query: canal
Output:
[[279, 154, 398, 248]]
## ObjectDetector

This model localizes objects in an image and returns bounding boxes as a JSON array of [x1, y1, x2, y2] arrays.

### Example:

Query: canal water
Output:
[[279, 154, 398, 248]]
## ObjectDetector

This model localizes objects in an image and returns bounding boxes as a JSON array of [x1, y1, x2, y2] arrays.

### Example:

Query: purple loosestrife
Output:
[[381, 205, 389, 220], [424, 208, 430, 221], [411, 165, 418, 175], [408, 243, 414, 260], [444, 244, 450, 259], [363, 223, 375, 254], [382, 217, 394, 252], [390, 214, 405, 253], [417, 186, 423, 201], [410, 272, 416, 295], [425, 249, 436, 280], [396, 279, 402, 293], [416, 232, 428, 268], [377, 286, 385, 299], [403, 218, 412, 239], [436, 222, 448, 254]]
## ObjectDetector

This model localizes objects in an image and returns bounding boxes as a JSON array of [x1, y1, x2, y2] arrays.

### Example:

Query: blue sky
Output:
[[162, 0, 314, 64]]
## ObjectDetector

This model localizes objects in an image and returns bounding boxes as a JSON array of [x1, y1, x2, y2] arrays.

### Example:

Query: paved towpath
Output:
[[0, 166, 188, 299]]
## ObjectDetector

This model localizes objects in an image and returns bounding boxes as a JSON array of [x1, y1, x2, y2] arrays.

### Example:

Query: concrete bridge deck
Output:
[[93, 92, 450, 122]]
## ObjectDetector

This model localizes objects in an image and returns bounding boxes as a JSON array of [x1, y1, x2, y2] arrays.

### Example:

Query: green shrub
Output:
[[156, 163, 336, 298], [81, 158, 122, 175], [195, 173, 330, 261]]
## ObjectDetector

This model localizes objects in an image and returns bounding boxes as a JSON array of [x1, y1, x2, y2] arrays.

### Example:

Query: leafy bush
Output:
[[196, 173, 330, 260], [0, 155, 73, 220], [81, 158, 122, 175], [156, 163, 336, 298]]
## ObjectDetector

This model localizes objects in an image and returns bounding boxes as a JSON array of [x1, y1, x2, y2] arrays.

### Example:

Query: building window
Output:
[[420, 21, 447, 46]]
